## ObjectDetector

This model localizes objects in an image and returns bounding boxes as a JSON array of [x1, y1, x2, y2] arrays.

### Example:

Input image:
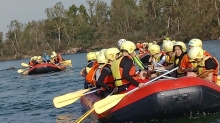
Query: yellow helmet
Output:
[[120, 41, 136, 54], [172, 40, 176, 44], [162, 41, 173, 52], [100, 49, 107, 54], [188, 47, 204, 60], [52, 51, 57, 56], [97, 53, 108, 64], [95, 51, 100, 57], [37, 56, 42, 60], [148, 44, 160, 55], [165, 37, 170, 40], [105, 47, 120, 61], [118, 39, 126, 47], [86, 52, 96, 61], [174, 41, 187, 52], [31, 56, 37, 61], [188, 38, 202, 47], [153, 41, 157, 44], [148, 42, 153, 47], [51, 55, 55, 58]]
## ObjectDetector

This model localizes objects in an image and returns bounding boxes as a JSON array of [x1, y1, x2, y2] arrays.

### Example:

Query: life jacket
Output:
[[151, 53, 165, 65], [196, 56, 219, 83], [29, 61, 35, 66], [189, 50, 211, 69], [111, 55, 138, 87], [99, 64, 115, 91], [163, 55, 172, 66], [85, 63, 99, 87], [57, 53, 63, 63], [85, 61, 95, 73], [170, 53, 186, 77]]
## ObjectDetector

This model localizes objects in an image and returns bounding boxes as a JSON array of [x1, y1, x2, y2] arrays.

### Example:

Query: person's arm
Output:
[[156, 55, 165, 67], [121, 57, 139, 87], [80, 68, 86, 77], [97, 67, 112, 90], [155, 64, 174, 70]]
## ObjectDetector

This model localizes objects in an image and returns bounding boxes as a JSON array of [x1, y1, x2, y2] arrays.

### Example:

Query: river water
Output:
[[0, 40, 220, 123]]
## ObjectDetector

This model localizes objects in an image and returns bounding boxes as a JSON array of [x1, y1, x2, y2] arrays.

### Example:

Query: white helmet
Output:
[[118, 39, 126, 47], [188, 38, 202, 47]]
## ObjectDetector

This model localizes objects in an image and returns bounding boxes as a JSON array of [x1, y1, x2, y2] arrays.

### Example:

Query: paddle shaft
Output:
[[127, 67, 179, 95]]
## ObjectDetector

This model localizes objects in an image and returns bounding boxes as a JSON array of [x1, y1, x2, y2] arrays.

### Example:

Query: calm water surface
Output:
[[0, 40, 220, 123]]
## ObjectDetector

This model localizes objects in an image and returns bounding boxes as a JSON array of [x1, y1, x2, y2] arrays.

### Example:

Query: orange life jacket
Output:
[[29, 61, 35, 66], [85, 63, 99, 87], [112, 56, 138, 86], [196, 56, 219, 83], [99, 64, 115, 91], [57, 53, 63, 63]]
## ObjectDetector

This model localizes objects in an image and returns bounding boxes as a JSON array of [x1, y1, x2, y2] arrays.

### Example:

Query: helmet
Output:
[[95, 51, 100, 57], [174, 41, 187, 52], [165, 37, 170, 40], [118, 39, 126, 47], [148, 44, 160, 55], [162, 41, 173, 52], [51, 55, 55, 58], [153, 41, 157, 44], [31, 56, 37, 61], [97, 53, 108, 64], [172, 40, 176, 44], [100, 49, 107, 54], [86, 52, 97, 61], [52, 51, 57, 56], [43, 52, 47, 55], [188, 47, 204, 60], [105, 47, 120, 61], [37, 56, 42, 60], [188, 38, 202, 47], [120, 41, 136, 54], [148, 42, 153, 47]]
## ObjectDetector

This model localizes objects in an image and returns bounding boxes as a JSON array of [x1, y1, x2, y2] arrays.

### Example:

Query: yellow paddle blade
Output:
[[61, 60, 71, 64], [74, 107, 94, 123], [17, 69, 25, 73], [22, 70, 29, 75], [62, 62, 72, 67], [94, 93, 126, 114], [21, 63, 29, 67], [217, 75, 220, 86], [53, 89, 90, 108]]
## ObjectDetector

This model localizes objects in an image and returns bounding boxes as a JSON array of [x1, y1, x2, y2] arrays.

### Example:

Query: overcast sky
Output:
[[0, 0, 111, 37]]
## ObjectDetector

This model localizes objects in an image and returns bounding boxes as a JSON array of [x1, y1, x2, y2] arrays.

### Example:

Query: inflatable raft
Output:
[[27, 63, 66, 75], [80, 77, 220, 122]]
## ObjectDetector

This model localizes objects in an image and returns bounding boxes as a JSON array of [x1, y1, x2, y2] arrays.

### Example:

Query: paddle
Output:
[[60, 60, 72, 67], [21, 63, 29, 67], [17, 69, 26, 73], [93, 67, 179, 114], [74, 92, 113, 123], [53, 88, 101, 108]]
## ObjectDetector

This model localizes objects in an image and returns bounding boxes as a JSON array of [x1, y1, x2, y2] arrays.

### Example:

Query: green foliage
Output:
[[1, 0, 220, 60]]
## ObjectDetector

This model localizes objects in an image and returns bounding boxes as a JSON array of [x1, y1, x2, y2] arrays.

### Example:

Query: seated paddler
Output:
[[111, 41, 145, 94]]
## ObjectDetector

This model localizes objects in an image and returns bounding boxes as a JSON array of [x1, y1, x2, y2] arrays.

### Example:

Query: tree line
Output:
[[0, 0, 220, 60]]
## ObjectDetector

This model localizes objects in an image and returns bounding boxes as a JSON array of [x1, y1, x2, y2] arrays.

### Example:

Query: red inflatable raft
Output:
[[27, 63, 66, 75], [80, 77, 220, 122]]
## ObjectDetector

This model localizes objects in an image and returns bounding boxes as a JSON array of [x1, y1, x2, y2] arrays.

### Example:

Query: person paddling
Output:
[[96, 48, 120, 97], [111, 41, 145, 94], [80, 52, 97, 89]]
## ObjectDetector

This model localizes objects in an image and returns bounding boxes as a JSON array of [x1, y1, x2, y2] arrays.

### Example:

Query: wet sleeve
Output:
[[96, 67, 111, 90], [205, 58, 217, 70], [120, 57, 139, 87]]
